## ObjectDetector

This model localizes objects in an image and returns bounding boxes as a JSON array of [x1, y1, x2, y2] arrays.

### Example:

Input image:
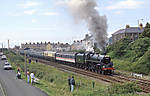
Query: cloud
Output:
[[41, 12, 59, 16], [113, 11, 123, 15], [106, 0, 144, 10], [8, 12, 22, 16], [32, 19, 38, 23], [18, 1, 41, 8], [24, 9, 37, 15], [30, 27, 56, 31], [55, 0, 67, 6], [12, 14, 21, 16]]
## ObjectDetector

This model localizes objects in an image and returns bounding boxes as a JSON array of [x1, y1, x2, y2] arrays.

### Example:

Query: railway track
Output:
[[113, 74, 150, 93], [32, 58, 150, 93]]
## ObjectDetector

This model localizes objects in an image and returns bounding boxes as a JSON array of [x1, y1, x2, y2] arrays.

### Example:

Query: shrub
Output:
[[107, 37, 150, 74], [140, 22, 150, 38], [108, 82, 142, 94], [131, 50, 150, 74], [107, 37, 132, 58]]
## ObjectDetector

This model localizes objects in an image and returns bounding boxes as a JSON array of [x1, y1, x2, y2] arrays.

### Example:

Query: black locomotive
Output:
[[75, 52, 114, 74]]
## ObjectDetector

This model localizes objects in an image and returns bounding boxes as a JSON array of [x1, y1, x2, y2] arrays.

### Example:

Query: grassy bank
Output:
[[107, 37, 150, 75], [5, 51, 145, 96]]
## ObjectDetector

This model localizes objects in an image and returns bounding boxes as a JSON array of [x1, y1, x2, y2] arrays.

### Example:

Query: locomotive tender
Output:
[[20, 49, 114, 75]]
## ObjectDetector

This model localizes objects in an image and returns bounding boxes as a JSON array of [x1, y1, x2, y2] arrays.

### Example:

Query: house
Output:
[[71, 34, 94, 52], [21, 42, 52, 51], [112, 24, 144, 43]]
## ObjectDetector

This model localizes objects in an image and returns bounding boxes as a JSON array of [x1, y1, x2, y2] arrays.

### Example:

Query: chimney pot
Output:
[[126, 25, 130, 28]]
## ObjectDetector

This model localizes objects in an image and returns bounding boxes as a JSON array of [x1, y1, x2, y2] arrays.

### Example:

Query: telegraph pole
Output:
[[24, 52, 27, 77], [2, 43, 3, 53], [8, 40, 10, 58], [8, 40, 10, 51]]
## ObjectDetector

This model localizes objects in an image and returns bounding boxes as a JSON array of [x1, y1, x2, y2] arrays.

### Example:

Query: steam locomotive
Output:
[[19, 49, 114, 75]]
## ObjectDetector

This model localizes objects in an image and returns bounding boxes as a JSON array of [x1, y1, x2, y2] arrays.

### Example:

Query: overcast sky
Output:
[[0, 0, 150, 48]]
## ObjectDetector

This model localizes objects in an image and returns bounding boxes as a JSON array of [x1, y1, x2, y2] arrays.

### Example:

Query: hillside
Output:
[[107, 23, 150, 75]]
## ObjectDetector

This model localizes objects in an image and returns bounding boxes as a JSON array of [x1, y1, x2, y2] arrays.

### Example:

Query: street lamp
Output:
[[24, 47, 30, 77]]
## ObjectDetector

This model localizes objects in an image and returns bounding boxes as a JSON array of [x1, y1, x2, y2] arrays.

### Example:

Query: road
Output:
[[0, 82, 3, 96], [0, 56, 48, 96]]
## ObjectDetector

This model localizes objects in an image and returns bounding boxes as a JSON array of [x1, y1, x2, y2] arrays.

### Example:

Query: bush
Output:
[[131, 49, 150, 74], [36, 71, 45, 79], [108, 82, 142, 94], [107, 37, 132, 58], [140, 22, 150, 38], [111, 59, 132, 71], [125, 38, 150, 62], [107, 37, 150, 74]]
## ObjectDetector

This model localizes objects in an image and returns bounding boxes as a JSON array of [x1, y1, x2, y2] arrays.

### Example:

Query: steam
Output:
[[65, 0, 108, 51]]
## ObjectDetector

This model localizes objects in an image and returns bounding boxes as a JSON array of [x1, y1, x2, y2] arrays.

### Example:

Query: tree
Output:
[[140, 22, 150, 38], [107, 37, 132, 58]]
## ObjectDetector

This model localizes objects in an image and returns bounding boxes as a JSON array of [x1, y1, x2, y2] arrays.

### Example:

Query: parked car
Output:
[[1, 55, 7, 60], [4, 62, 12, 70], [0, 52, 3, 56]]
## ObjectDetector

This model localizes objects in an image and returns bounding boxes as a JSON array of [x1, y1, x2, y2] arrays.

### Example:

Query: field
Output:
[[4, 51, 146, 96]]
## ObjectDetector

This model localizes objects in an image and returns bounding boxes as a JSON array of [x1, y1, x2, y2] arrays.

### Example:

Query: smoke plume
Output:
[[66, 0, 108, 51]]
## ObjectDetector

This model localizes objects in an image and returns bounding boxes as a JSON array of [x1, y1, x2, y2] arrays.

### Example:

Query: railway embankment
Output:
[[107, 37, 150, 75], [4, 51, 148, 96]]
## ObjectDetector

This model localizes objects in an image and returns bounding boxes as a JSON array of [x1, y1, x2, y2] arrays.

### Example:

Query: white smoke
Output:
[[58, 0, 108, 51]]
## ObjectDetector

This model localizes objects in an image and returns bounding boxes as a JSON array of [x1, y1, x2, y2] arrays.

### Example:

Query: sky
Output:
[[0, 0, 150, 48]]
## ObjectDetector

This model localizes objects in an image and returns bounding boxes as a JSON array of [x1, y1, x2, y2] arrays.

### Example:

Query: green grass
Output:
[[111, 59, 132, 71], [107, 37, 150, 75], [4, 51, 147, 96]]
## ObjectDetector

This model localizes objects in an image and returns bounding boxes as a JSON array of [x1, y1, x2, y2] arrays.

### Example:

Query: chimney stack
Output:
[[126, 25, 130, 28], [139, 23, 143, 29]]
